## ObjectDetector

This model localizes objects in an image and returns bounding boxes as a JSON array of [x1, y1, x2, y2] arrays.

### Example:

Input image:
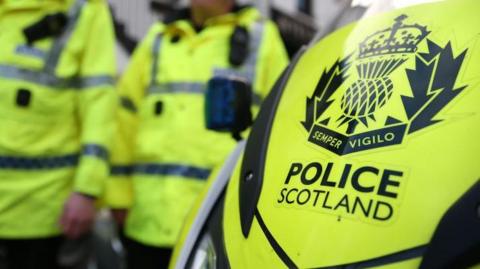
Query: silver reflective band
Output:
[[134, 163, 211, 180], [70, 76, 115, 89], [245, 20, 265, 83], [147, 82, 205, 95], [0, 154, 79, 170], [44, 0, 86, 74], [82, 144, 109, 161], [148, 80, 263, 104], [111, 163, 212, 180], [213, 68, 250, 80], [0, 65, 60, 87], [0, 65, 114, 89], [150, 34, 163, 87], [15, 45, 46, 59], [0, 144, 109, 170]]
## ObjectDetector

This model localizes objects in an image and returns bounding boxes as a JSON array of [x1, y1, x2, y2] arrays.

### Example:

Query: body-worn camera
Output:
[[205, 76, 253, 140]]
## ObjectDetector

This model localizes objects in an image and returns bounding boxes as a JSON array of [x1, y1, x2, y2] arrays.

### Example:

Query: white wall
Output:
[[110, 0, 159, 40], [109, 0, 159, 73]]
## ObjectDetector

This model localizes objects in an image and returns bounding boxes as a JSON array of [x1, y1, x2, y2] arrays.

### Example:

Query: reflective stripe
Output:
[[120, 96, 137, 113], [150, 34, 163, 87], [111, 163, 211, 180], [0, 145, 108, 170], [147, 82, 205, 95], [110, 165, 134, 176], [148, 80, 261, 103], [0, 65, 60, 87], [15, 45, 46, 59], [135, 164, 211, 180], [213, 68, 249, 80], [0, 64, 114, 89], [44, 0, 86, 73], [70, 76, 115, 88], [245, 20, 265, 84], [82, 144, 109, 161], [0, 154, 79, 170]]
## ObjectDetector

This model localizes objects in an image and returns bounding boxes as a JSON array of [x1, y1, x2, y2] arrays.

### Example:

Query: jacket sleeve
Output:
[[103, 24, 163, 208], [72, 0, 117, 197], [254, 20, 289, 98]]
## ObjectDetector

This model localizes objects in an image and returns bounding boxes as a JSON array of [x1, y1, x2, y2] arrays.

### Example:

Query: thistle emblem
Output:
[[338, 15, 430, 134], [302, 14, 468, 155]]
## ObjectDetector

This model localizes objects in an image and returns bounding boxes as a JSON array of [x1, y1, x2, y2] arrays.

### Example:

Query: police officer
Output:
[[104, 0, 288, 268], [0, 0, 116, 268], [168, 0, 480, 268]]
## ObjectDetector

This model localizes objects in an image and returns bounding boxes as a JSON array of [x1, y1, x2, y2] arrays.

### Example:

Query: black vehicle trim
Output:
[[239, 47, 307, 238]]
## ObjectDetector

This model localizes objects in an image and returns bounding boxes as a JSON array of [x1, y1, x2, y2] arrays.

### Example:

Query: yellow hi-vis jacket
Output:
[[0, 0, 116, 238], [169, 1, 480, 268], [106, 6, 288, 247]]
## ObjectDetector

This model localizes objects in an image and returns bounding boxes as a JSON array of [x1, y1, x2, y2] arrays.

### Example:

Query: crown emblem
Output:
[[337, 15, 430, 134], [302, 13, 468, 156], [359, 15, 430, 59]]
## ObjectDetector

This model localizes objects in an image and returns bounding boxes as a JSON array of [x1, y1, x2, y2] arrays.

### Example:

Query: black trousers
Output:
[[0, 236, 62, 269], [124, 237, 172, 269]]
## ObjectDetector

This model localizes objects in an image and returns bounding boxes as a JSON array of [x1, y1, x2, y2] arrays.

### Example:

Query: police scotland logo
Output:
[[275, 14, 473, 224], [302, 15, 467, 155]]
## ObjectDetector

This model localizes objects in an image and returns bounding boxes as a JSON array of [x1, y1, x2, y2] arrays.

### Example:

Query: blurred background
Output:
[[110, 0, 370, 73]]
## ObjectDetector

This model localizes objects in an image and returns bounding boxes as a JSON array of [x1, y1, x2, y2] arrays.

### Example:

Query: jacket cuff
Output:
[[73, 145, 110, 197]]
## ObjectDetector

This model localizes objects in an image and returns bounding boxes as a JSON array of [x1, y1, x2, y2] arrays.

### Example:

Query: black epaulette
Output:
[[229, 25, 249, 67], [23, 13, 68, 45]]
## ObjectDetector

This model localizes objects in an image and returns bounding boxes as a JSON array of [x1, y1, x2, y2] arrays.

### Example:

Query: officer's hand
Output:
[[60, 192, 96, 239]]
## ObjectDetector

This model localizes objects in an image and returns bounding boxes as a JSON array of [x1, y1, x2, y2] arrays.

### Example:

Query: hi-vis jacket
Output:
[[169, 0, 480, 268], [0, 0, 116, 238], [106, 6, 288, 247], [220, 2, 480, 267]]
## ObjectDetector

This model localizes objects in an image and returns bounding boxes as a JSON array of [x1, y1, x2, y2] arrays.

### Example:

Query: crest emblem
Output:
[[302, 15, 468, 155]]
